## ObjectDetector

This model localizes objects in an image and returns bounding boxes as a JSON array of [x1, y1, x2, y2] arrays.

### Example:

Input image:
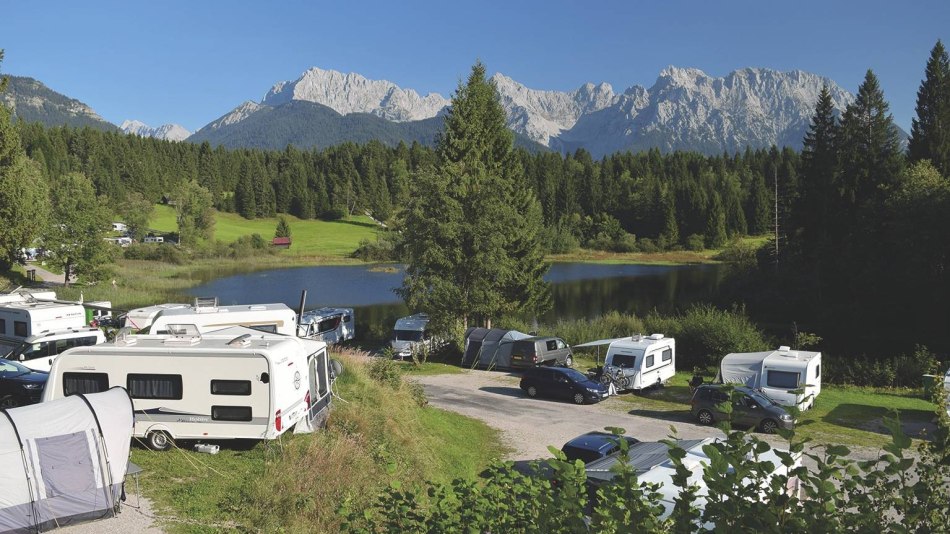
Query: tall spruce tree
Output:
[[399, 62, 549, 330], [798, 85, 839, 255], [908, 40, 950, 176]]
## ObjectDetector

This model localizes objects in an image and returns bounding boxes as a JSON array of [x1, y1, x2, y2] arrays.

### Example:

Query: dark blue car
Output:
[[0, 359, 47, 408], [520, 366, 609, 404], [561, 431, 640, 464]]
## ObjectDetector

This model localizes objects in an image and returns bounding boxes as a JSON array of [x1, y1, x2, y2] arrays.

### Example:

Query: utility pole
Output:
[[774, 167, 779, 265]]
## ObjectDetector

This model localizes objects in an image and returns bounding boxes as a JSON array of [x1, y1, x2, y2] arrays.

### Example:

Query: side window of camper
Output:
[[766, 370, 800, 389], [662, 349, 672, 362], [14, 321, 27, 337], [128, 374, 183, 400], [211, 380, 252, 396], [815, 365, 820, 379], [212, 406, 252, 422], [63, 372, 109, 396], [645, 354, 655, 368]]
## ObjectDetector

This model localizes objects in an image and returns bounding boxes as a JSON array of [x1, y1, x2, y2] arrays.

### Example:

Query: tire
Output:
[[146, 430, 173, 451], [0, 396, 19, 409], [696, 409, 714, 425], [760, 419, 779, 434], [573, 392, 585, 405], [618, 375, 630, 390], [563, 355, 574, 368], [599, 374, 611, 386], [526, 386, 538, 398]]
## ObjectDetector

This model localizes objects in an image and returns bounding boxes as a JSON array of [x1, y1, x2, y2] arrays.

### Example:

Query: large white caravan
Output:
[[0, 299, 87, 339], [717, 346, 821, 410], [42, 326, 334, 450], [144, 298, 298, 336], [577, 334, 676, 391], [298, 307, 355, 345], [0, 289, 58, 304]]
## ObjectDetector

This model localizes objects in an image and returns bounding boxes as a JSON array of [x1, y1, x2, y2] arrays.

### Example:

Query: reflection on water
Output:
[[187, 262, 726, 345]]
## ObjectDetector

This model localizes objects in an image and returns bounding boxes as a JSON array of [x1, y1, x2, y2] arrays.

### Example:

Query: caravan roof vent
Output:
[[228, 334, 252, 347], [114, 330, 137, 346], [163, 324, 202, 346], [648, 334, 665, 340], [194, 296, 219, 313], [778, 345, 791, 352]]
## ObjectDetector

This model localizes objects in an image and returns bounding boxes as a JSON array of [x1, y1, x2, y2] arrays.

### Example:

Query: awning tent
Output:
[[461, 328, 531, 370], [0, 387, 133, 533], [717, 351, 773, 388]]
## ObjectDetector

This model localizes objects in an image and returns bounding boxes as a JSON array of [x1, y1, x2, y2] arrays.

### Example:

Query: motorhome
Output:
[[42, 326, 334, 450], [391, 313, 434, 359], [717, 346, 822, 410], [1, 327, 106, 372], [298, 307, 354, 345], [143, 298, 298, 336], [0, 289, 58, 304], [576, 334, 676, 392], [122, 303, 189, 331], [0, 299, 87, 339]]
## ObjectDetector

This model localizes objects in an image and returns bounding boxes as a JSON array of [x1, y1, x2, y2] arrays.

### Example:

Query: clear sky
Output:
[[3, 0, 948, 133]]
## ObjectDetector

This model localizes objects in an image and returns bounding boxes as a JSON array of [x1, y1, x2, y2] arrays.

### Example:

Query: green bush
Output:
[[367, 357, 403, 389], [638, 237, 659, 253], [645, 305, 769, 369], [122, 243, 188, 264], [826, 345, 939, 388], [352, 237, 397, 261], [686, 233, 706, 251], [543, 225, 580, 254]]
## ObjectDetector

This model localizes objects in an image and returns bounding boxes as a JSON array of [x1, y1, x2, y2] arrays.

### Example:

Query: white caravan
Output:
[[0, 289, 58, 304], [1, 327, 106, 372], [42, 326, 334, 450], [391, 313, 433, 359], [577, 334, 676, 391], [0, 299, 87, 339], [144, 298, 298, 336], [717, 346, 821, 410], [298, 307, 355, 345]]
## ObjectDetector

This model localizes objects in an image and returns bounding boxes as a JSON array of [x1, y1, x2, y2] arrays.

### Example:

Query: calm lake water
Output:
[[186, 263, 726, 345]]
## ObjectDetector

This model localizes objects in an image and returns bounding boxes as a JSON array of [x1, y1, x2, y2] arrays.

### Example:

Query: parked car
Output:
[[561, 431, 640, 464], [690, 384, 794, 433], [510, 336, 574, 368], [520, 366, 608, 404], [0, 359, 47, 408]]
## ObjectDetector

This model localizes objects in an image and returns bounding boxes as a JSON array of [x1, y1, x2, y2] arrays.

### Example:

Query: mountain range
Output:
[[5, 66, 861, 156]]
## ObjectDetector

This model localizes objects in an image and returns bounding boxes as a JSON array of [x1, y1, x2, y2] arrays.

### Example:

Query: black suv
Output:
[[510, 337, 573, 368], [520, 366, 608, 404], [690, 384, 794, 433], [0, 359, 47, 408]]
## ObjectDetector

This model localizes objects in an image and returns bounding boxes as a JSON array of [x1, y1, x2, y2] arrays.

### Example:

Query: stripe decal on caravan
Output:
[[134, 408, 268, 425]]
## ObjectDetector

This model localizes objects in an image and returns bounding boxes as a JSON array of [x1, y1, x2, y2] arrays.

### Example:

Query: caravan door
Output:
[[307, 348, 331, 423]]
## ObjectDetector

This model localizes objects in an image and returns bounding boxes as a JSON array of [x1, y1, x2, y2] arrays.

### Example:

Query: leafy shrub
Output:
[[122, 243, 188, 264], [638, 237, 659, 253], [322, 207, 348, 221], [367, 357, 403, 389], [826, 345, 939, 388], [686, 233, 706, 251], [645, 305, 769, 369], [543, 224, 580, 254], [535, 311, 646, 348], [352, 238, 397, 261], [715, 238, 758, 269]]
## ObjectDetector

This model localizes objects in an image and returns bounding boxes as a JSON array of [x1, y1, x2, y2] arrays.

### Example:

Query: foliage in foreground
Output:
[[345, 390, 950, 533]]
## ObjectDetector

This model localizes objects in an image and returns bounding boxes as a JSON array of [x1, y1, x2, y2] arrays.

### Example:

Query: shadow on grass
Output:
[[334, 219, 380, 230], [639, 385, 693, 404], [479, 386, 526, 399], [823, 403, 936, 438], [627, 408, 694, 424]]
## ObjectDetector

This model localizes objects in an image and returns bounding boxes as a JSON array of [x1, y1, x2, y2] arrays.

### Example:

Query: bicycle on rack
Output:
[[598, 364, 630, 392]]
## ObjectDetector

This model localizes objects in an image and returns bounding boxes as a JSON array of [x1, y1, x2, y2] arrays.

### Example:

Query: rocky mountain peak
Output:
[[121, 120, 191, 141]]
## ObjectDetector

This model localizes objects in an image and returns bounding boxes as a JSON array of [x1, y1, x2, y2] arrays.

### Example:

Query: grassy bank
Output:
[[131, 351, 506, 533]]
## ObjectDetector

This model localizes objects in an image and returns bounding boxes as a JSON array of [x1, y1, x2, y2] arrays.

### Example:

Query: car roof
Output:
[[563, 431, 637, 450]]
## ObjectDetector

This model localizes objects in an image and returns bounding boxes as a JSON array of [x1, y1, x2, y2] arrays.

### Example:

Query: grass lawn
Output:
[[149, 204, 381, 257]]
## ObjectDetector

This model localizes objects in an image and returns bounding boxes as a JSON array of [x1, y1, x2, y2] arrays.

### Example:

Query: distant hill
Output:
[[1, 75, 117, 131]]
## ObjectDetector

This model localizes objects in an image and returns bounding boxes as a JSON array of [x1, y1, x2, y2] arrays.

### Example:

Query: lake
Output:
[[187, 262, 726, 345]]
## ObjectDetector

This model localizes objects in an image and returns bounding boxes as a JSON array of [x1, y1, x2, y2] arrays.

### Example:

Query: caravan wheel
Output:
[[146, 430, 173, 451]]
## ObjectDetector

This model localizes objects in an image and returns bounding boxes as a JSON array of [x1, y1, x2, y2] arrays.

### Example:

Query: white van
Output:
[[391, 313, 433, 359], [0, 300, 87, 339], [42, 326, 333, 450], [298, 307, 354, 345], [717, 346, 821, 410], [577, 334, 676, 391], [145, 299, 298, 336], [1, 327, 107, 372]]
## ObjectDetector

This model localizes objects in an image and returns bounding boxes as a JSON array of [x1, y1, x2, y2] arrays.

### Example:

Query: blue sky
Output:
[[3, 0, 948, 132]]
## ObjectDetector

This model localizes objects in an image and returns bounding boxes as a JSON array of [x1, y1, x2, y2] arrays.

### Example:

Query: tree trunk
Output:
[[64, 262, 72, 287]]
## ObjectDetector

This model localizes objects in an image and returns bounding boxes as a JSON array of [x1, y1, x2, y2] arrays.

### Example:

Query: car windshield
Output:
[[562, 369, 590, 383], [747, 391, 776, 406], [316, 316, 342, 333], [394, 329, 423, 342], [0, 359, 31, 377]]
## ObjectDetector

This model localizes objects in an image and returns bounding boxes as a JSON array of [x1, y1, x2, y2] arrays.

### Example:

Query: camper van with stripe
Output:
[[42, 325, 334, 450]]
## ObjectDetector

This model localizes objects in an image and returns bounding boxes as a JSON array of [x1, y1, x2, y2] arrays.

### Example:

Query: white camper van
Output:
[[717, 346, 822, 410], [0, 299, 87, 338], [0, 289, 58, 304], [144, 298, 298, 336], [122, 303, 189, 331], [391, 313, 433, 359], [43, 326, 334, 450], [1, 327, 106, 372], [577, 334, 676, 391], [298, 307, 354, 345]]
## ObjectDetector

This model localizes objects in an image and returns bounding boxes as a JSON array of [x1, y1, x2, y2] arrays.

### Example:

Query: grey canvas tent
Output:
[[0, 387, 133, 533], [462, 328, 531, 369]]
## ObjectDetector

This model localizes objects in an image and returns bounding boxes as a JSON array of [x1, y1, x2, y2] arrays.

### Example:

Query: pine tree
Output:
[[399, 62, 549, 330], [798, 85, 839, 251], [908, 40, 950, 176], [275, 216, 292, 239]]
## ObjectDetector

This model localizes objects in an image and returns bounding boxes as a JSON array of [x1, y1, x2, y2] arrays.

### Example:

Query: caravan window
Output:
[[316, 316, 341, 334], [662, 349, 672, 362], [612, 354, 637, 369], [766, 370, 800, 389], [815, 364, 820, 379], [128, 374, 183, 400], [645, 354, 655, 368], [63, 372, 109, 396], [211, 380, 252, 396], [212, 406, 252, 422], [14, 321, 27, 337], [394, 330, 423, 342]]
